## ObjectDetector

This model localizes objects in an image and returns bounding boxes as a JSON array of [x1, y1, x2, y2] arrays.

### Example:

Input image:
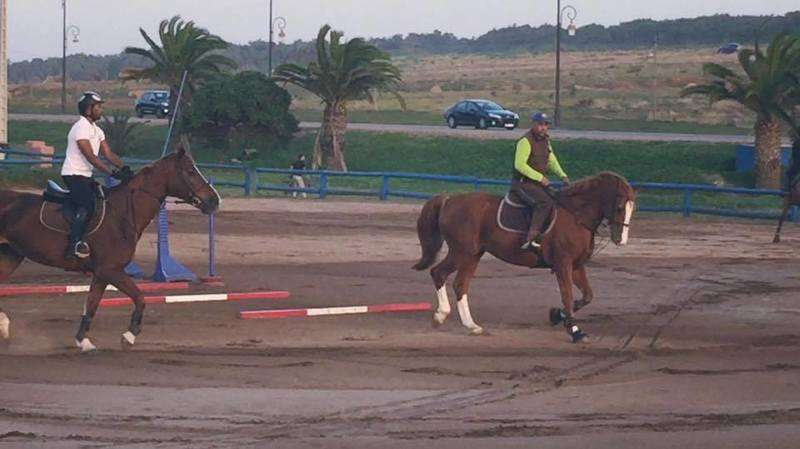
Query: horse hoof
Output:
[[549, 308, 565, 326], [468, 326, 485, 336], [120, 331, 136, 350], [571, 330, 589, 343], [76, 338, 97, 353], [773, 236, 781, 244], [432, 312, 447, 328], [0, 312, 10, 340]]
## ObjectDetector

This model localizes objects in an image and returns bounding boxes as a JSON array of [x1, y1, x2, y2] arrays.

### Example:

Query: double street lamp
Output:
[[267, 0, 287, 76], [554, 0, 577, 128], [61, 0, 80, 113]]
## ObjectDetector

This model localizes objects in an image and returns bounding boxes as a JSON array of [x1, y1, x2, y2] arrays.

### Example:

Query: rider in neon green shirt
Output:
[[510, 112, 570, 250]]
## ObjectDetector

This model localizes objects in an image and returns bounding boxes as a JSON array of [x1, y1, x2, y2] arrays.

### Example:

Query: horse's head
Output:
[[163, 147, 221, 214], [602, 173, 636, 246]]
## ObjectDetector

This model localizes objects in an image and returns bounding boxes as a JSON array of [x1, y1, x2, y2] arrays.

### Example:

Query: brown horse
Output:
[[412, 172, 636, 342], [0, 148, 220, 351]]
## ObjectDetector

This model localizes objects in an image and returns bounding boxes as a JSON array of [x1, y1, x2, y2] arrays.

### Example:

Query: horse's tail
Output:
[[412, 194, 448, 271]]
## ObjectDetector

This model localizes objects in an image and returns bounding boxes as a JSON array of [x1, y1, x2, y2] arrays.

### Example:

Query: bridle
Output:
[[111, 157, 213, 236]]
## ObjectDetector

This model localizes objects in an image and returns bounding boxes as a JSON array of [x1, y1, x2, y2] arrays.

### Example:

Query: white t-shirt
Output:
[[61, 116, 106, 177]]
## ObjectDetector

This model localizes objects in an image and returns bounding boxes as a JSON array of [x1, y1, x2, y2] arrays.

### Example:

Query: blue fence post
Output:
[[682, 189, 692, 217], [208, 177, 217, 279], [319, 173, 328, 199], [243, 166, 253, 197], [790, 206, 800, 223], [379, 175, 390, 200]]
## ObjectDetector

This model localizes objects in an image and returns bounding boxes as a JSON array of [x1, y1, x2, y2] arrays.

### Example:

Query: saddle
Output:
[[496, 191, 557, 235], [40, 180, 107, 235]]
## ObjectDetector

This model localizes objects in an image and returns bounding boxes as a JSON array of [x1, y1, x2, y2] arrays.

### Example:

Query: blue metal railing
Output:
[[1, 149, 796, 221]]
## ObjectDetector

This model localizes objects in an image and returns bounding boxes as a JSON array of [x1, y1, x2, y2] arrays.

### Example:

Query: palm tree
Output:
[[274, 25, 404, 171], [122, 16, 237, 121], [682, 33, 800, 188], [99, 113, 143, 156]]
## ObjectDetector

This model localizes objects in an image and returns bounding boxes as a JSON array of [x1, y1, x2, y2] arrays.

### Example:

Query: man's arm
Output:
[[99, 140, 124, 170], [514, 139, 545, 182], [547, 146, 568, 180], [77, 140, 114, 175]]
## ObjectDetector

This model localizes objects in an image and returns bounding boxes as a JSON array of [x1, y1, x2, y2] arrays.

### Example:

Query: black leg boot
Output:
[[65, 208, 91, 259]]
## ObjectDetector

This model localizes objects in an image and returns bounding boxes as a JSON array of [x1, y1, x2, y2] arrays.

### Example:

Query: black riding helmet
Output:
[[77, 91, 105, 116]]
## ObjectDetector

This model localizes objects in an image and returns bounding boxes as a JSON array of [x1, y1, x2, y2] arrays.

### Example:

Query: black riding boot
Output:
[[66, 207, 91, 259]]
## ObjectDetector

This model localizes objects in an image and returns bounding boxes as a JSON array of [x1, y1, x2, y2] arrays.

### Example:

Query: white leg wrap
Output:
[[122, 331, 136, 346], [457, 295, 483, 335], [76, 338, 96, 352], [620, 201, 633, 245], [433, 286, 451, 324], [0, 312, 10, 340]]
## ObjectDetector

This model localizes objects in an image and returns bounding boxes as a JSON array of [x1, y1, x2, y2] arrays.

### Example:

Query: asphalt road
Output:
[[9, 112, 777, 144]]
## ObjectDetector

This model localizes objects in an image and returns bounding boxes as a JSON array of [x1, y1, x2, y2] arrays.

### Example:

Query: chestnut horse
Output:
[[413, 172, 635, 342], [0, 148, 220, 351]]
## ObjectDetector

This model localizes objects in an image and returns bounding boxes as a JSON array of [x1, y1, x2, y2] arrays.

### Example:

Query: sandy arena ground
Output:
[[1, 197, 800, 448]]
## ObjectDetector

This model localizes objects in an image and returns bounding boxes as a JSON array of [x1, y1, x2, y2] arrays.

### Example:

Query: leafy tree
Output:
[[274, 25, 404, 171], [121, 16, 237, 122], [682, 33, 800, 188], [188, 71, 299, 153]]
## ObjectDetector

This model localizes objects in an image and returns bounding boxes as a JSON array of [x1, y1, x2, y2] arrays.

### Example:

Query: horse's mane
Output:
[[106, 158, 166, 194], [560, 171, 628, 197]]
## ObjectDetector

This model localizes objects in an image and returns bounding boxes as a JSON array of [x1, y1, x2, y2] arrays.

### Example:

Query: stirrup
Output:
[[73, 241, 91, 259], [521, 240, 541, 250]]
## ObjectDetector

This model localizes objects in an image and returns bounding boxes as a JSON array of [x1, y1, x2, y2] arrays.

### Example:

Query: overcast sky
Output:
[[6, 0, 798, 62]]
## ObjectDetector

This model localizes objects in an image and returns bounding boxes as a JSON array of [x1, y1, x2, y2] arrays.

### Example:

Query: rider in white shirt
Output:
[[60, 92, 132, 259]]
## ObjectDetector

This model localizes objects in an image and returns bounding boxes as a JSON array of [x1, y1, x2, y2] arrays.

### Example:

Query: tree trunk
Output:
[[320, 102, 348, 171], [311, 129, 323, 169], [754, 119, 782, 189]]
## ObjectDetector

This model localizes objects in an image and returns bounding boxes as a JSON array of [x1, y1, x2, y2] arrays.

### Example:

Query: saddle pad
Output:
[[496, 193, 557, 236], [39, 200, 106, 236]]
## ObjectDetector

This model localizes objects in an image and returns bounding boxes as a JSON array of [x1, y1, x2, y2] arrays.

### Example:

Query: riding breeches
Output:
[[62, 175, 97, 242], [510, 180, 554, 241]]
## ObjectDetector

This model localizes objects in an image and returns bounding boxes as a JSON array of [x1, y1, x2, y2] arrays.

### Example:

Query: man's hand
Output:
[[111, 165, 134, 183], [562, 176, 570, 186], [539, 177, 550, 187]]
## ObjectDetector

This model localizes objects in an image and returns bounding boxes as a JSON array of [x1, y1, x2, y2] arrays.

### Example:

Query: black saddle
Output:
[[42, 180, 107, 205], [41, 180, 106, 226], [43, 180, 71, 204]]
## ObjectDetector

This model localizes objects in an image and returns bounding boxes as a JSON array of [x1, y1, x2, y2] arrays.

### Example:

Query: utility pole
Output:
[[651, 34, 659, 121], [268, 0, 273, 76], [554, 0, 562, 127], [0, 0, 7, 145], [61, 0, 67, 113]]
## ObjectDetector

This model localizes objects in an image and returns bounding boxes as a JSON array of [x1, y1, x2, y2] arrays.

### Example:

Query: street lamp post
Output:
[[554, 0, 577, 128], [60, 0, 80, 113], [267, 0, 287, 76]]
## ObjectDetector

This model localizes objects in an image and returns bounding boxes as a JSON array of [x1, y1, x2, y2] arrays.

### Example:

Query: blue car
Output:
[[717, 43, 741, 54], [444, 99, 520, 130], [135, 90, 171, 118]]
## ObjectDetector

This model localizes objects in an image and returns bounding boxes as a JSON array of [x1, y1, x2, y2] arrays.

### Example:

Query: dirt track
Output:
[[2, 198, 800, 448]]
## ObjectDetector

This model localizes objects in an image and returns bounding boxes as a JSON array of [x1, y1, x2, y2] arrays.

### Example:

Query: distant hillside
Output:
[[9, 11, 800, 84]]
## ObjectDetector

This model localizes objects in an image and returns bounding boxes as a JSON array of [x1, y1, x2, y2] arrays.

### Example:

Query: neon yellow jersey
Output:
[[514, 138, 567, 182]]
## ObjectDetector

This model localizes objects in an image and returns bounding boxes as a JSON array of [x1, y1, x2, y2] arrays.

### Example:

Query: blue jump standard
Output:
[[152, 204, 197, 282]]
